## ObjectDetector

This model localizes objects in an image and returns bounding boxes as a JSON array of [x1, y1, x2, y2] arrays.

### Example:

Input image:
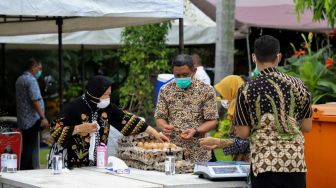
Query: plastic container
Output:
[[304, 104, 336, 188], [155, 74, 174, 104], [96, 143, 107, 168]]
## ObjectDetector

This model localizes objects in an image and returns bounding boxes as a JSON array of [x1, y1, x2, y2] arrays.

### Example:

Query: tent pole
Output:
[[81, 44, 85, 92], [1, 43, 5, 107], [179, 18, 184, 54], [56, 17, 64, 110], [246, 30, 252, 76]]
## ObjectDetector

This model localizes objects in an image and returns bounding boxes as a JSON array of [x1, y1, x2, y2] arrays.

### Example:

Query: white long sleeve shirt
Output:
[[195, 66, 211, 85]]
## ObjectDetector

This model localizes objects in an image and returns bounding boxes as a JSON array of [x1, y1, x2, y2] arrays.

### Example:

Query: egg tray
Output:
[[117, 132, 183, 165], [123, 159, 194, 174], [118, 146, 183, 165], [118, 132, 156, 146]]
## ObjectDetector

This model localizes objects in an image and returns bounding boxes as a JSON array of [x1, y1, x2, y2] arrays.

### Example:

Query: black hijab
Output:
[[84, 75, 112, 109]]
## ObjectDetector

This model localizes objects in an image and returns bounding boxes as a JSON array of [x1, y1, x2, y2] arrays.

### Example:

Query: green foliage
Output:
[[211, 119, 231, 138], [279, 33, 336, 104], [209, 103, 233, 162], [294, 0, 336, 27], [119, 22, 171, 123]]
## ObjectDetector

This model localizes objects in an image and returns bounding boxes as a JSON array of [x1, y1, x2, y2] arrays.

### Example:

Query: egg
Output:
[[143, 142, 149, 149], [152, 143, 158, 149], [137, 142, 144, 148], [147, 143, 153, 150], [163, 142, 170, 149], [157, 143, 163, 150]]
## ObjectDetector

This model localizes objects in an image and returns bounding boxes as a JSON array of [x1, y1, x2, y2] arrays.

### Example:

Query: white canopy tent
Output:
[[0, 0, 183, 106], [0, 0, 183, 35], [0, 0, 227, 50]]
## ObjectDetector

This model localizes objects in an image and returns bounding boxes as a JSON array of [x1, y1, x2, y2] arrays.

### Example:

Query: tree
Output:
[[119, 22, 171, 123], [294, 0, 336, 27], [214, 0, 235, 83]]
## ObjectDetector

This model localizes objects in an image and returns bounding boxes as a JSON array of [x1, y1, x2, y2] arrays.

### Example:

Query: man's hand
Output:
[[180, 128, 196, 140], [162, 124, 174, 137], [41, 118, 49, 128], [199, 137, 220, 150]]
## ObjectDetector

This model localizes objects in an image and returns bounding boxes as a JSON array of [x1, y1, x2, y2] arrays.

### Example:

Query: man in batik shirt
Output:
[[233, 35, 312, 188], [155, 54, 218, 163]]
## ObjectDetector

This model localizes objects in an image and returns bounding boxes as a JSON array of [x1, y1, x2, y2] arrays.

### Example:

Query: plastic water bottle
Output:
[[1, 153, 9, 173], [1, 145, 14, 173], [164, 148, 175, 175], [7, 154, 17, 173], [52, 155, 62, 174]]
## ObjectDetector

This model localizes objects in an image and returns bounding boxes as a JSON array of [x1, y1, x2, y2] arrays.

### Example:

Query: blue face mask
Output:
[[175, 77, 192, 89], [35, 70, 42, 79]]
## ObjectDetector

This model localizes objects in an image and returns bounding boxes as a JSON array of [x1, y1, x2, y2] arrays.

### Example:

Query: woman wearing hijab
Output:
[[48, 75, 168, 168], [200, 75, 250, 161]]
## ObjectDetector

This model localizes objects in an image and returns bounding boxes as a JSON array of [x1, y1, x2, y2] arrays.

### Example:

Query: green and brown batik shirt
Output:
[[232, 67, 312, 176]]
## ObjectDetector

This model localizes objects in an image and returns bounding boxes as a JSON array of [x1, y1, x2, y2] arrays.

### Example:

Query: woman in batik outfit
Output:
[[48, 75, 168, 169]]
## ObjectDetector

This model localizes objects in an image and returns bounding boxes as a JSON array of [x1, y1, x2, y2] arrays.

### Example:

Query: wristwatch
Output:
[[193, 128, 200, 137]]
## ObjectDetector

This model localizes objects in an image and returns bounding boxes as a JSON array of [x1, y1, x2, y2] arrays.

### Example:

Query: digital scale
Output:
[[194, 161, 250, 181]]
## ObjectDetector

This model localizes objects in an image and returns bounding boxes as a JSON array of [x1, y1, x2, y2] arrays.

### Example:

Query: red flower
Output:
[[293, 49, 306, 57], [325, 58, 334, 70], [326, 29, 336, 39]]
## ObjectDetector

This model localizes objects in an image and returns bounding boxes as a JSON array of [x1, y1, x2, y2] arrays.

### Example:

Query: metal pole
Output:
[[56, 17, 63, 110], [246, 31, 252, 75], [80, 44, 85, 92], [178, 18, 184, 54], [1, 43, 5, 106]]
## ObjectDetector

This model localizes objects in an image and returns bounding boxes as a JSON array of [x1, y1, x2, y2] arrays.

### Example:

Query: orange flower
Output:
[[325, 58, 334, 70], [293, 49, 306, 57]]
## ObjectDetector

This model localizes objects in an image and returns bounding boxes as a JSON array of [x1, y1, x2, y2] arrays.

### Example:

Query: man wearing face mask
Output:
[[47, 75, 168, 169], [155, 54, 218, 163], [16, 58, 49, 170]]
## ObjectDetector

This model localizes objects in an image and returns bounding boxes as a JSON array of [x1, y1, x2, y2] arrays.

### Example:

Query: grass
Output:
[[40, 147, 50, 169]]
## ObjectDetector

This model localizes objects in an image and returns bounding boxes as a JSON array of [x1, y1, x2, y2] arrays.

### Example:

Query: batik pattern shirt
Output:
[[48, 97, 148, 168], [15, 72, 45, 130], [232, 67, 312, 176], [155, 78, 218, 163]]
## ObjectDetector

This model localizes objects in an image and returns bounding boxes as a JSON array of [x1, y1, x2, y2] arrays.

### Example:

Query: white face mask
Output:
[[220, 100, 230, 109], [97, 98, 110, 109]]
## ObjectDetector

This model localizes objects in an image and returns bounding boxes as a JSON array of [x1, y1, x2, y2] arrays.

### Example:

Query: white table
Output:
[[0, 169, 161, 188], [0, 168, 248, 188], [86, 168, 248, 188]]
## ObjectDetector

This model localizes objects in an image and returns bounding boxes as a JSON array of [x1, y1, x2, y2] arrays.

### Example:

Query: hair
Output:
[[171, 54, 194, 70], [24, 58, 41, 71], [253, 35, 280, 63], [192, 53, 202, 66]]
